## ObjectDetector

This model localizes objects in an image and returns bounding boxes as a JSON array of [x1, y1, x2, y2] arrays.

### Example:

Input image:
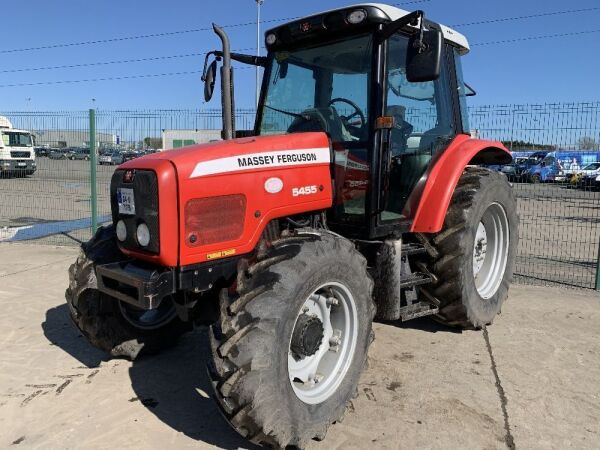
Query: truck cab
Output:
[[0, 116, 36, 176]]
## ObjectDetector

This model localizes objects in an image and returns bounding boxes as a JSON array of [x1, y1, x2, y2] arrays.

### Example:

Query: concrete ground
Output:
[[0, 242, 598, 449]]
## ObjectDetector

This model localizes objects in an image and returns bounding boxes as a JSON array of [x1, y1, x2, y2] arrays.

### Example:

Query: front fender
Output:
[[407, 134, 512, 233]]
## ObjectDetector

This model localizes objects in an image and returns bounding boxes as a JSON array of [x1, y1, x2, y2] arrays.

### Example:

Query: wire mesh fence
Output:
[[470, 103, 600, 289], [0, 103, 598, 289]]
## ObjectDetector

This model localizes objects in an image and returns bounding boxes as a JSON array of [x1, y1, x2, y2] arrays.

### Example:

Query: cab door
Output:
[[377, 35, 459, 227]]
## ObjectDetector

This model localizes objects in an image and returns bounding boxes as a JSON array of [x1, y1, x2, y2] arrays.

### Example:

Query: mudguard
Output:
[[407, 134, 512, 233]]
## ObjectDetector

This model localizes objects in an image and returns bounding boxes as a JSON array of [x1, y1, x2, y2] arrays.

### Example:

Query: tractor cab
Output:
[[205, 3, 472, 238]]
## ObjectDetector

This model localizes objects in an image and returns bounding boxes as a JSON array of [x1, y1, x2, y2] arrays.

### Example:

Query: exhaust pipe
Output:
[[213, 24, 235, 140]]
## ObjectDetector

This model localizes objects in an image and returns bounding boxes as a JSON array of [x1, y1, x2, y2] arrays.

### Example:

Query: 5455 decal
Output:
[[292, 185, 318, 197]]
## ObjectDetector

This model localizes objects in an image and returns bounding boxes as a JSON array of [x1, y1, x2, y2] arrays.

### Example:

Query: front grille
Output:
[[110, 169, 160, 254], [11, 151, 30, 158]]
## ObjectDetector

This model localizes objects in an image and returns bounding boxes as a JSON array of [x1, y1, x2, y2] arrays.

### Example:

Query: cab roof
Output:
[[277, 3, 470, 55]]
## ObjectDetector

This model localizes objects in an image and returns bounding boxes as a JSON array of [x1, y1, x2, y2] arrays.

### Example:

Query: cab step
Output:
[[399, 301, 439, 321], [401, 242, 427, 256], [399, 272, 433, 289]]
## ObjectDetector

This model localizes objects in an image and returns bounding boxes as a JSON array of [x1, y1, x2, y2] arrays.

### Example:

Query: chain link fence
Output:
[[1, 104, 598, 289]]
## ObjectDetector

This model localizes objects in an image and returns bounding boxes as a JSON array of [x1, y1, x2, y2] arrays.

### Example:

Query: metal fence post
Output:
[[89, 109, 98, 235], [596, 239, 600, 291]]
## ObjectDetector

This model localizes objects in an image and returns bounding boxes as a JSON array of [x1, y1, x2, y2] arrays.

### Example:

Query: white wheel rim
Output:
[[473, 202, 510, 299], [288, 282, 358, 405]]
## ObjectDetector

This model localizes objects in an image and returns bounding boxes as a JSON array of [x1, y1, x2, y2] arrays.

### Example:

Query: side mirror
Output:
[[204, 60, 218, 102], [406, 27, 442, 82], [279, 60, 288, 79]]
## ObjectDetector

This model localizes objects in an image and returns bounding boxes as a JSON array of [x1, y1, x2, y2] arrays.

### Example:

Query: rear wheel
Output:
[[208, 229, 375, 448], [416, 168, 519, 328], [65, 225, 191, 359]]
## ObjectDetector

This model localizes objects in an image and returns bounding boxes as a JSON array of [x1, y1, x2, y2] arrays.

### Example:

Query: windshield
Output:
[[525, 155, 545, 165], [584, 163, 600, 170], [2, 131, 33, 147], [258, 34, 373, 143]]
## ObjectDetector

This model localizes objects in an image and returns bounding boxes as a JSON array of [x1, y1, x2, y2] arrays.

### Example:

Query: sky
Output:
[[1, 0, 599, 110]]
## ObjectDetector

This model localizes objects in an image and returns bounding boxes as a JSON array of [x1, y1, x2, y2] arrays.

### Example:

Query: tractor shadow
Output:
[[127, 328, 256, 449], [383, 316, 464, 334], [42, 303, 107, 368], [42, 304, 255, 449]]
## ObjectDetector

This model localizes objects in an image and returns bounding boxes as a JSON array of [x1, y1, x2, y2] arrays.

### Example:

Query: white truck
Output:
[[0, 116, 36, 176]]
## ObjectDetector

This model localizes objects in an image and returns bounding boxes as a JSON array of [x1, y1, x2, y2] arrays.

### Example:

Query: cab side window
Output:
[[382, 34, 456, 219]]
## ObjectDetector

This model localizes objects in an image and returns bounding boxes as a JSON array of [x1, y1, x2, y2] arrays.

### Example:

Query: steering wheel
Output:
[[328, 97, 366, 130]]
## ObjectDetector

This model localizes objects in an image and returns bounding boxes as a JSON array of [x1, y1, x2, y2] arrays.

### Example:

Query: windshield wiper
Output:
[[264, 105, 311, 121]]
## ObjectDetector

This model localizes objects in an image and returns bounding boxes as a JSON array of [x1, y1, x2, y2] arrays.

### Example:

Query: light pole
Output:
[[255, 0, 264, 107]]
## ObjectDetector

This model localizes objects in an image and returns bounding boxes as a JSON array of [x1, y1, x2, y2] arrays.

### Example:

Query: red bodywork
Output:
[[117, 132, 510, 267], [406, 135, 511, 233], [118, 132, 333, 267]]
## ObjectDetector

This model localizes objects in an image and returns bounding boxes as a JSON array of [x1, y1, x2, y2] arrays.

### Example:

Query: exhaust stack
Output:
[[212, 24, 235, 140]]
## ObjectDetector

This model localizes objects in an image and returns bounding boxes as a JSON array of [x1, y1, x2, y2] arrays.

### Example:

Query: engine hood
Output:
[[121, 132, 332, 178]]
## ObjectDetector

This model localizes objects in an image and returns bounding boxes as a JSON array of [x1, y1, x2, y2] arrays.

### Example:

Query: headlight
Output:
[[347, 9, 367, 24], [116, 220, 127, 242], [136, 222, 150, 247]]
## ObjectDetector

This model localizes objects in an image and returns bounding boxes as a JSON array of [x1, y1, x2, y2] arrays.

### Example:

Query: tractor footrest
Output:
[[399, 302, 439, 321], [399, 272, 433, 289], [401, 243, 427, 256]]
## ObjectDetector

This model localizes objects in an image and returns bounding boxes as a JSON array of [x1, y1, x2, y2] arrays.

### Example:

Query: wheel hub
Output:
[[290, 314, 324, 359], [287, 283, 358, 405], [472, 203, 510, 299], [473, 222, 488, 276]]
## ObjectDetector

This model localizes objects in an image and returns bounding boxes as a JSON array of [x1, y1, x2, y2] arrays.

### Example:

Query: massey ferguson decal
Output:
[[190, 147, 330, 178]]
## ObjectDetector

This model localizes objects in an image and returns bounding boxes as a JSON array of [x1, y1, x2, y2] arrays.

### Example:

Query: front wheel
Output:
[[65, 225, 191, 359], [208, 230, 375, 448], [416, 168, 519, 328]]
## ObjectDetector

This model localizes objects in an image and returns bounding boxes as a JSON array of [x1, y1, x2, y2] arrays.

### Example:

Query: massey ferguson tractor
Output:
[[66, 4, 518, 448]]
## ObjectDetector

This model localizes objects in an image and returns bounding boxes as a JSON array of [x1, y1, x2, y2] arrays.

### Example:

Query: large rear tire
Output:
[[417, 168, 519, 328], [208, 229, 375, 448], [65, 225, 191, 360]]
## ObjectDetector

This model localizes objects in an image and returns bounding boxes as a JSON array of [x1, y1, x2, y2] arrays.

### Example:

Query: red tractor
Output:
[[66, 4, 518, 448]]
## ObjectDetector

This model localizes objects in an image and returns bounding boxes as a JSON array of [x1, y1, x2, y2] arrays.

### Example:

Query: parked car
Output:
[[34, 146, 50, 157], [122, 151, 141, 162], [98, 151, 124, 165], [48, 149, 68, 160], [498, 157, 530, 181], [69, 148, 91, 161]]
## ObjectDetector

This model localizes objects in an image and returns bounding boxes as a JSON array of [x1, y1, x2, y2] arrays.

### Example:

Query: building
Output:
[[34, 130, 116, 148], [161, 129, 221, 150]]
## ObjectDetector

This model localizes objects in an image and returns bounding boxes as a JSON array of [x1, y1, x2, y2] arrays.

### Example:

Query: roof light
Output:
[[266, 33, 277, 45], [347, 9, 367, 25]]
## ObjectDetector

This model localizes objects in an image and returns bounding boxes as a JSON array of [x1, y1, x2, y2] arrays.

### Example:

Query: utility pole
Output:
[[255, 0, 264, 107]]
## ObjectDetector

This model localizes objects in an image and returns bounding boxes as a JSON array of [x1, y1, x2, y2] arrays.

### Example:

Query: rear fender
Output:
[[407, 134, 512, 233]]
